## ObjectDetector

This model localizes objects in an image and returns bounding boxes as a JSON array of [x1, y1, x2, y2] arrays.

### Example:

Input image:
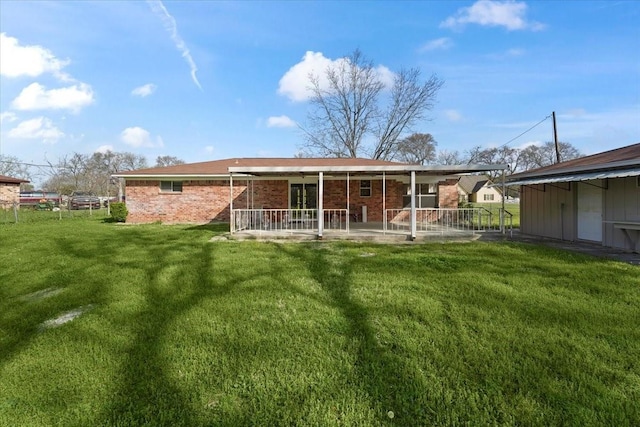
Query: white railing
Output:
[[384, 208, 492, 234], [232, 209, 348, 233]]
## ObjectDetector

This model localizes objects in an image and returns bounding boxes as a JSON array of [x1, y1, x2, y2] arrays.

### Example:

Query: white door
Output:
[[577, 182, 602, 242]]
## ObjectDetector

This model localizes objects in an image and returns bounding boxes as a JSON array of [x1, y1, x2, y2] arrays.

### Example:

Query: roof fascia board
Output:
[[111, 174, 243, 179], [227, 164, 507, 174], [508, 159, 640, 180]]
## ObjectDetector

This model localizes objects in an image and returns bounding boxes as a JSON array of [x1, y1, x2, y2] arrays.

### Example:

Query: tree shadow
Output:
[[277, 242, 432, 425]]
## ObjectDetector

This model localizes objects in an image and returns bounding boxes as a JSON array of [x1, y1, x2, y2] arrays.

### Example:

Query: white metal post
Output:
[[230, 173, 234, 233], [382, 172, 386, 233], [346, 173, 350, 233], [318, 172, 324, 238], [410, 171, 417, 240]]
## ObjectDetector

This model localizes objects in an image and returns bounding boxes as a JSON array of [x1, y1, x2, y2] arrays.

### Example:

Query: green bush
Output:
[[110, 202, 128, 222]]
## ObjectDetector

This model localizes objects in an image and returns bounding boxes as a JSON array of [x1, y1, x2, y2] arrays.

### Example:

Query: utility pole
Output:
[[552, 111, 560, 163]]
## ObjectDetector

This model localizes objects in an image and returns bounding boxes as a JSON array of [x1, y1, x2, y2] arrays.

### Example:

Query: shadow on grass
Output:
[[0, 236, 111, 368], [278, 243, 431, 425], [185, 222, 229, 234]]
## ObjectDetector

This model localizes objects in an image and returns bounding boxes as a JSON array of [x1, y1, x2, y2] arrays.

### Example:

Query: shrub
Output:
[[110, 202, 128, 223]]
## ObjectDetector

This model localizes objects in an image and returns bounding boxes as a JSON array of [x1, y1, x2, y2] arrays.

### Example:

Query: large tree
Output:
[[301, 49, 443, 160], [396, 133, 437, 165]]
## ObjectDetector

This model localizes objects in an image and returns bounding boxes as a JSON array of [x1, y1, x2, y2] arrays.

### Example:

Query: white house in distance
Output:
[[457, 175, 503, 204]]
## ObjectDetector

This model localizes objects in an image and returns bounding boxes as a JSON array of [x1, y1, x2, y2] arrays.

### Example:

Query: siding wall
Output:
[[604, 176, 640, 250], [520, 177, 640, 251], [520, 182, 575, 241]]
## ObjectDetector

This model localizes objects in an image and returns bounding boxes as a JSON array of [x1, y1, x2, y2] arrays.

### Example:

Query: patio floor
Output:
[[227, 221, 506, 243]]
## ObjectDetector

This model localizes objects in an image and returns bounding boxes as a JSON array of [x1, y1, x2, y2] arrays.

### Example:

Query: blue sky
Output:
[[1, 0, 639, 168]]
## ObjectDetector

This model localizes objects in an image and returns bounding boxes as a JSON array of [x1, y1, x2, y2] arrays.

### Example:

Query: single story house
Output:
[[506, 143, 640, 252], [457, 175, 503, 204], [114, 157, 507, 239], [0, 175, 29, 209]]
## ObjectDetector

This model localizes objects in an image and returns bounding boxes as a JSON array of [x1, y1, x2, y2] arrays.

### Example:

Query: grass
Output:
[[1, 213, 638, 426], [470, 202, 521, 229]]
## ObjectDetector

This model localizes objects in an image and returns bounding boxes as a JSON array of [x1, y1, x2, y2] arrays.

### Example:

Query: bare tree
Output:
[[301, 49, 443, 160], [466, 145, 522, 179], [396, 133, 437, 164], [42, 151, 147, 196], [155, 155, 185, 167], [435, 149, 465, 165], [0, 155, 31, 180], [519, 141, 582, 170]]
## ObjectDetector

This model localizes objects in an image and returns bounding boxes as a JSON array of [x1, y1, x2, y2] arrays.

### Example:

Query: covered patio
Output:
[[228, 163, 509, 240]]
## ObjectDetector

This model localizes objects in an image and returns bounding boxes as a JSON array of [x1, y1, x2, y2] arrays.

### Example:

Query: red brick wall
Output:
[[0, 183, 20, 209], [438, 179, 459, 209], [323, 179, 404, 222], [125, 177, 421, 224]]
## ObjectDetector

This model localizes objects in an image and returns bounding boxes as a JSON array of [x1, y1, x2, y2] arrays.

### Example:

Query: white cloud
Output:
[[0, 33, 70, 80], [11, 82, 94, 112], [120, 126, 164, 148], [7, 117, 64, 144], [445, 109, 463, 122], [278, 51, 396, 102], [131, 83, 157, 97], [440, 0, 545, 31], [419, 37, 454, 52], [95, 145, 114, 153], [147, 1, 202, 90], [267, 115, 297, 128], [204, 145, 214, 154], [1, 111, 18, 124]]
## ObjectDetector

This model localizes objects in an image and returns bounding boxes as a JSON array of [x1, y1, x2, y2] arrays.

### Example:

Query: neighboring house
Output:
[[457, 175, 503, 204], [506, 143, 640, 252], [0, 175, 29, 209], [114, 157, 507, 238]]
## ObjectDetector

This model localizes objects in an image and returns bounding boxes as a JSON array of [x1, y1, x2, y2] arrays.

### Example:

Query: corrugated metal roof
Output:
[[508, 143, 640, 181], [505, 169, 640, 186]]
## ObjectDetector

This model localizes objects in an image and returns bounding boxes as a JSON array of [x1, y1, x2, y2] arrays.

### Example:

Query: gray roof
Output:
[[458, 175, 491, 194]]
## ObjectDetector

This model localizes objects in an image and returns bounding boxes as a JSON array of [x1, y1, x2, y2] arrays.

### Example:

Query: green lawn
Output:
[[1, 214, 638, 426], [470, 202, 521, 229]]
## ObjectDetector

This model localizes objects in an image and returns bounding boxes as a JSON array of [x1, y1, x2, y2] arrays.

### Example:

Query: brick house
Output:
[[0, 175, 29, 209], [115, 158, 506, 239]]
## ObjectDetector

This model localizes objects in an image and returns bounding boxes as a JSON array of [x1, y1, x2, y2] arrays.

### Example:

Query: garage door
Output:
[[577, 182, 602, 242]]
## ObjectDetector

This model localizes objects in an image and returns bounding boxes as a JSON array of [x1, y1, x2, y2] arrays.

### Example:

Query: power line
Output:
[[498, 114, 552, 149]]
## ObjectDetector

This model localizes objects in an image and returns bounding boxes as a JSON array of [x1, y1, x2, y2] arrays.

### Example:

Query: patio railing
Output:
[[384, 208, 493, 234], [232, 209, 349, 233]]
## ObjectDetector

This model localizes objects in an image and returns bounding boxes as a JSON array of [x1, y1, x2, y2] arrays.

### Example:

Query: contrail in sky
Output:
[[147, 0, 202, 90]]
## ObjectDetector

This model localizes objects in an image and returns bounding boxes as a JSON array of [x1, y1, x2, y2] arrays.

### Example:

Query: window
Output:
[[360, 180, 371, 197], [483, 193, 495, 201], [160, 181, 183, 193]]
